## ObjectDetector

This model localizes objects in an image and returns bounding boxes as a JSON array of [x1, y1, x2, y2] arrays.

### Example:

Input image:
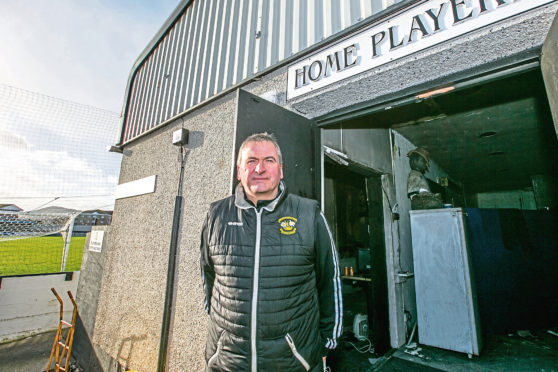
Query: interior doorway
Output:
[[323, 160, 390, 370], [326, 64, 558, 359]]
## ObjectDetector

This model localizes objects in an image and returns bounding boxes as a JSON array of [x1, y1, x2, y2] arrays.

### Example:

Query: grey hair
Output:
[[237, 132, 283, 165]]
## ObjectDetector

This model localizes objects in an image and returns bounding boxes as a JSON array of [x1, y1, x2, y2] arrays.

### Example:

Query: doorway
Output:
[[325, 64, 558, 362], [323, 160, 390, 369]]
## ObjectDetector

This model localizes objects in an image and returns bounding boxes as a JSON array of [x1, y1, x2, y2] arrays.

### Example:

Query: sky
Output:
[[0, 0, 181, 212], [0, 0, 180, 113]]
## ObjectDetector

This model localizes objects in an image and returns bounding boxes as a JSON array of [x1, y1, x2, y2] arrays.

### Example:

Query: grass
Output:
[[0, 236, 86, 276]]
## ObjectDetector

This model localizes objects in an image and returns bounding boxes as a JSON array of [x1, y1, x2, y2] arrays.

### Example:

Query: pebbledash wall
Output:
[[81, 1, 558, 371]]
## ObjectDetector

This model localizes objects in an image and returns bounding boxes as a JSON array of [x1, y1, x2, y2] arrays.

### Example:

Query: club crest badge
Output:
[[278, 216, 297, 235]]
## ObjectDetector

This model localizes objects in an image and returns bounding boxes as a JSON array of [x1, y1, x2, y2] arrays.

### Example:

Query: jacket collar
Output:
[[235, 181, 287, 212]]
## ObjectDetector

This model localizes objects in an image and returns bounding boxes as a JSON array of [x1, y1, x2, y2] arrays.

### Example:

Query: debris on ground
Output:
[[517, 330, 536, 338], [403, 342, 431, 361]]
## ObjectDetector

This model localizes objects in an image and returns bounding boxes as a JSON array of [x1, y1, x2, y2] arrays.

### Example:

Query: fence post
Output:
[[60, 216, 76, 272]]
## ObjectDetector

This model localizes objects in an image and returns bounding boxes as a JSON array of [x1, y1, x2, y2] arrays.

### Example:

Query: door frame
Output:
[[322, 153, 391, 353]]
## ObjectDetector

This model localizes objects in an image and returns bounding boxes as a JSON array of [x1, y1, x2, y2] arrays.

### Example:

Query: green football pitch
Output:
[[0, 236, 86, 276]]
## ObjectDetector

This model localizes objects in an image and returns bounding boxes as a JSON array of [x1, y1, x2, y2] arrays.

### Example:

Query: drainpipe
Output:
[[157, 129, 189, 371]]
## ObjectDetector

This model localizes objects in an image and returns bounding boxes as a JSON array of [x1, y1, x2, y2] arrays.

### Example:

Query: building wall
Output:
[[288, 4, 558, 119], [322, 126, 391, 173], [165, 94, 239, 371], [92, 92, 237, 371], [73, 226, 113, 371]]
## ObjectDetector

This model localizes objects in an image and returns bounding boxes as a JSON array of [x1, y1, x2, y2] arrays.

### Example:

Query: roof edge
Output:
[[116, 0, 194, 145]]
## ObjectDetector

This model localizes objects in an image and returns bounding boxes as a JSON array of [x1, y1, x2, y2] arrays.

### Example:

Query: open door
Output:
[[234, 89, 318, 200], [542, 12, 558, 137]]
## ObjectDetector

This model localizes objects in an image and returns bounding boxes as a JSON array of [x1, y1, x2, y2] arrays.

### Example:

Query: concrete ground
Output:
[[326, 328, 558, 372], [0, 331, 55, 372], [375, 329, 558, 372], [2, 328, 558, 371], [0, 329, 78, 372]]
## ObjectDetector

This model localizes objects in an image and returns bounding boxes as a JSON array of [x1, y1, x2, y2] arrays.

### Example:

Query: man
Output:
[[200, 133, 342, 371], [407, 147, 443, 209], [406, 147, 431, 199]]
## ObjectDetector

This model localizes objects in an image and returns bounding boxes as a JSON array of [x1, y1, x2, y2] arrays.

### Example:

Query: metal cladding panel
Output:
[[120, 0, 402, 144]]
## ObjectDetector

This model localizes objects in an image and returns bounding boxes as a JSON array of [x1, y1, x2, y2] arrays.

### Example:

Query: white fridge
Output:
[[410, 208, 482, 356]]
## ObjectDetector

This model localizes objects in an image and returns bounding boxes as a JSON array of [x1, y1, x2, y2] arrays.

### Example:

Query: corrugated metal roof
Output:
[[120, 0, 403, 144]]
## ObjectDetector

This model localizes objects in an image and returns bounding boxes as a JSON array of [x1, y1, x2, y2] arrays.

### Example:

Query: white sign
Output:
[[114, 175, 157, 200], [89, 230, 105, 252], [287, 0, 555, 99]]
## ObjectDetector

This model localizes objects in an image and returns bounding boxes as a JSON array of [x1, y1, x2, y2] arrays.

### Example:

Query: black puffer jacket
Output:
[[200, 182, 342, 371]]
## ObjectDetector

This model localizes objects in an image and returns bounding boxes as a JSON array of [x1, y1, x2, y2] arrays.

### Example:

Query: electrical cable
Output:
[[157, 143, 188, 372], [346, 337, 374, 354]]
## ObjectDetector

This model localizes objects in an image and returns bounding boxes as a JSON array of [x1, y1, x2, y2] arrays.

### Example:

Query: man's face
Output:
[[237, 140, 283, 204], [411, 154, 429, 174], [415, 155, 428, 173]]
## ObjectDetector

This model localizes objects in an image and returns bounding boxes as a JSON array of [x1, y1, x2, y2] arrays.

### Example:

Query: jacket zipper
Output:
[[251, 209, 263, 372], [207, 331, 225, 368], [285, 333, 310, 371]]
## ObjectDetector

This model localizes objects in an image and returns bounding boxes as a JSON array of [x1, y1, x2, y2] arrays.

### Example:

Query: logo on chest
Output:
[[278, 216, 297, 235]]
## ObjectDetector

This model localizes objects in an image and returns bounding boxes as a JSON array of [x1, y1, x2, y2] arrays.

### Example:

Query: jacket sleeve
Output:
[[200, 212, 215, 314], [314, 207, 343, 353]]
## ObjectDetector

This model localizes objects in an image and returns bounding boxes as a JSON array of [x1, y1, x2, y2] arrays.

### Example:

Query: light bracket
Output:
[[172, 128, 189, 146]]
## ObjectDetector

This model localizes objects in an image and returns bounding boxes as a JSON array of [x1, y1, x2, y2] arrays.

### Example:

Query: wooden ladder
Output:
[[46, 288, 77, 372]]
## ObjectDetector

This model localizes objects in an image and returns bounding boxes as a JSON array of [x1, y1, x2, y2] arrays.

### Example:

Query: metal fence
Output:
[[0, 84, 120, 275]]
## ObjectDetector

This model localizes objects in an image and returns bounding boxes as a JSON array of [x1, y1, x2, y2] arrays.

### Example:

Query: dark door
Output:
[[234, 89, 318, 200]]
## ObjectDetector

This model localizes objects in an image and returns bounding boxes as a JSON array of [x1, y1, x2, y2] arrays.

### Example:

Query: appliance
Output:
[[410, 208, 482, 356], [353, 313, 368, 341]]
